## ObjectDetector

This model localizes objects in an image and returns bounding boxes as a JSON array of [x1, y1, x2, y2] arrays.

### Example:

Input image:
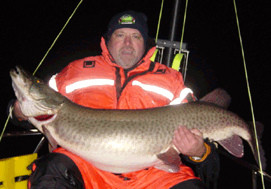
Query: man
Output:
[[10, 11, 218, 188]]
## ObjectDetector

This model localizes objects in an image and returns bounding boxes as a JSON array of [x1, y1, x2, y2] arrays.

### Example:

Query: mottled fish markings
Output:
[[10, 66, 266, 173]]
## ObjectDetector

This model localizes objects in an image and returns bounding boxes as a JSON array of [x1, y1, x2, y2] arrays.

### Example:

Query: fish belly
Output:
[[63, 145, 161, 173]]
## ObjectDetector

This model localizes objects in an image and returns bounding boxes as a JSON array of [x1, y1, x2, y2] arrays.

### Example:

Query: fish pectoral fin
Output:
[[217, 135, 244, 158], [155, 147, 181, 173], [42, 125, 58, 152]]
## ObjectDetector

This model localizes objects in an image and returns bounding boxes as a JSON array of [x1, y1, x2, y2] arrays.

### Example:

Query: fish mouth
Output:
[[10, 66, 33, 81], [10, 66, 42, 117], [11, 81, 25, 102], [10, 66, 33, 101], [10, 66, 33, 89]]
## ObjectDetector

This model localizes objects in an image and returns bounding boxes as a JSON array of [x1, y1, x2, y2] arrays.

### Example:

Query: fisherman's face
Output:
[[107, 28, 145, 69]]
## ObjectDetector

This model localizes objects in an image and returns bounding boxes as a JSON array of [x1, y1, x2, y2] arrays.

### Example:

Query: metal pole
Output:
[[33, 136, 46, 154], [165, 0, 181, 67]]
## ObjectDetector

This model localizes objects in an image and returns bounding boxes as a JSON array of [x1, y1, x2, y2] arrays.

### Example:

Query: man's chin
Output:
[[118, 59, 137, 69]]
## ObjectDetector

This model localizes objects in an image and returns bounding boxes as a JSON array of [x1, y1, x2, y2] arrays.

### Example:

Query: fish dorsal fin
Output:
[[217, 135, 244, 157], [199, 88, 231, 109], [42, 125, 58, 152], [155, 147, 181, 173]]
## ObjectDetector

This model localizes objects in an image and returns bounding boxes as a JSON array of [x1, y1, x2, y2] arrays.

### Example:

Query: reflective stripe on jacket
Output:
[[49, 37, 194, 109]]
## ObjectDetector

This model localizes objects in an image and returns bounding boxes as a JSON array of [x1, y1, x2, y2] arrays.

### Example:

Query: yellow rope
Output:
[[155, 0, 164, 43], [180, 0, 188, 50], [33, 0, 83, 75], [171, 0, 188, 71], [0, 0, 83, 143], [233, 1, 265, 188], [0, 108, 12, 142]]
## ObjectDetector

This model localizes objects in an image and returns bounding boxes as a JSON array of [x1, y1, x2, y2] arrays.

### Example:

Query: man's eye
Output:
[[133, 35, 141, 39], [116, 34, 124, 37]]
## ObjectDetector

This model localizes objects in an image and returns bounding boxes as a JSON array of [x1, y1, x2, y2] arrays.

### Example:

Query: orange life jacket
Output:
[[49, 37, 194, 109], [53, 148, 199, 189], [47, 37, 198, 188]]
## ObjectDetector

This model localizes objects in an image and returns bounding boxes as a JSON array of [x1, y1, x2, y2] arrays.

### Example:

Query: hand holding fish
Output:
[[12, 100, 28, 121], [173, 126, 206, 157]]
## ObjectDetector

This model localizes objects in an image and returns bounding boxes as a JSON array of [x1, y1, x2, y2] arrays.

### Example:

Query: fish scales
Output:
[[10, 66, 265, 173], [50, 100, 247, 153]]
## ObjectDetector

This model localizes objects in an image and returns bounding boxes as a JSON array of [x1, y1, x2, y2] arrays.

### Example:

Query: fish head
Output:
[[10, 66, 65, 117]]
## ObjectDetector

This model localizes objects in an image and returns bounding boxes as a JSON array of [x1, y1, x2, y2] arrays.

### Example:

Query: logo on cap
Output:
[[118, 14, 135, 24]]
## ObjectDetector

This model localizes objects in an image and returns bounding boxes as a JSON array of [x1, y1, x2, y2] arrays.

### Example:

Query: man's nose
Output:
[[124, 35, 132, 45]]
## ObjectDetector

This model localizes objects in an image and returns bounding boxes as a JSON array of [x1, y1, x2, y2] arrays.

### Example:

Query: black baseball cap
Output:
[[106, 10, 149, 46]]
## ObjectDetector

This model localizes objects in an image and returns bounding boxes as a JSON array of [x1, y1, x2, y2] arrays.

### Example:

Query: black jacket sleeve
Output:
[[181, 139, 220, 188], [28, 153, 84, 189]]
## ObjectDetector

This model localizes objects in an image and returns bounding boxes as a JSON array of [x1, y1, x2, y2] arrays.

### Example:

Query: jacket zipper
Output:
[[115, 62, 156, 102]]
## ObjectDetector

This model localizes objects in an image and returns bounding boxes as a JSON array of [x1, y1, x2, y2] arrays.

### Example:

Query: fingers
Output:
[[13, 100, 28, 120], [172, 126, 205, 157], [174, 126, 197, 143], [190, 128, 203, 137], [173, 126, 195, 153]]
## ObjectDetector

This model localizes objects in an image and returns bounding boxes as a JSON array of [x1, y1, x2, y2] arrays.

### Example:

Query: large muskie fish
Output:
[[10, 66, 265, 173]]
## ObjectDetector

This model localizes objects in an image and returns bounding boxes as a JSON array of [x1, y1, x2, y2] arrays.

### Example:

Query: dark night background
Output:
[[1, 0, 270, 188]]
